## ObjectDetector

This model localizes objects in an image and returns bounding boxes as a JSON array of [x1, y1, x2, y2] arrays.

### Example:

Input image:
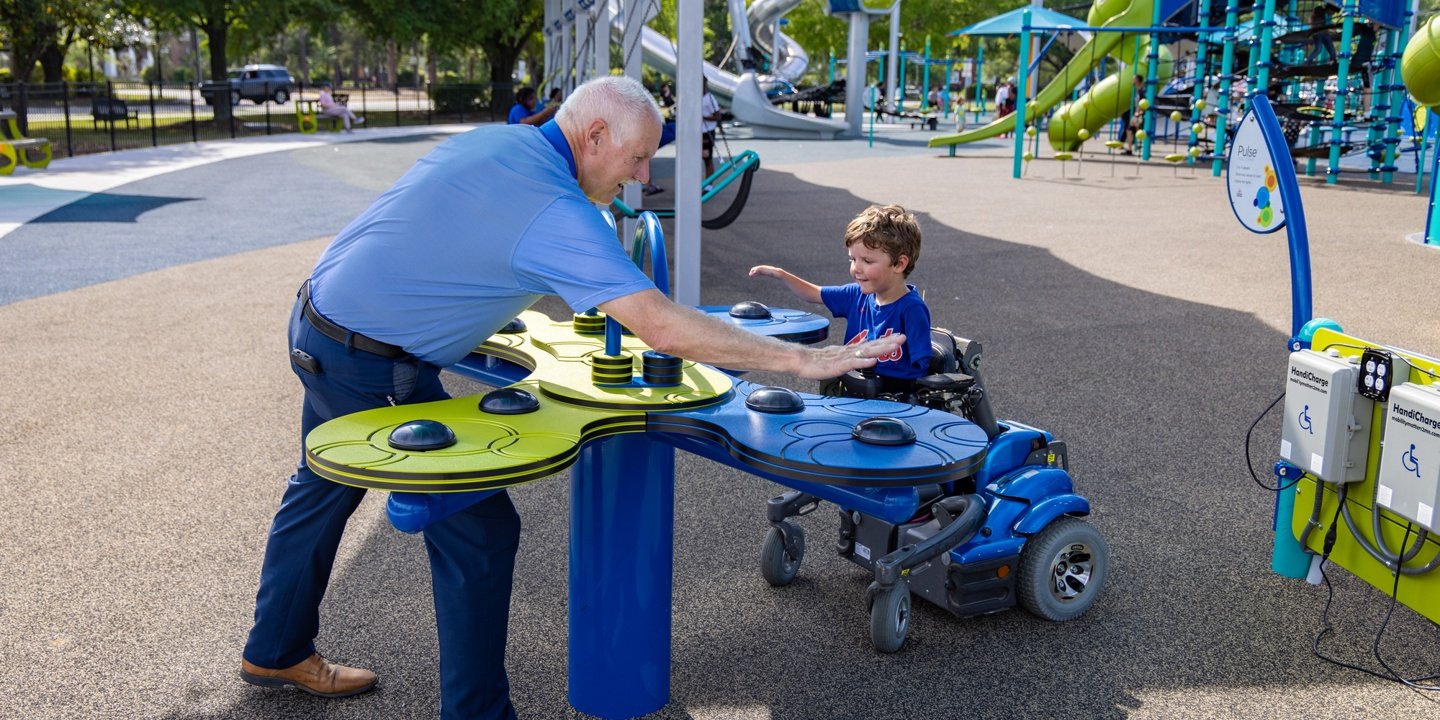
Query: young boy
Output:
[[749, 204, 932, 393]]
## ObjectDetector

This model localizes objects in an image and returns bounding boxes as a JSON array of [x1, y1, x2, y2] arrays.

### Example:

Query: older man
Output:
[[238, 76, 902, 719]]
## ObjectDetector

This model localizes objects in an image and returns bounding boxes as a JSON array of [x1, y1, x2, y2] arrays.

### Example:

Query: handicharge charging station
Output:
[[1378, 382, 1440, 533], [1281, 349, 1373, 484]]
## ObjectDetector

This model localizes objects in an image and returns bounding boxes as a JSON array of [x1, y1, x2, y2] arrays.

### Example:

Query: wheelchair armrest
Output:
[[915, 373, 975, 393]]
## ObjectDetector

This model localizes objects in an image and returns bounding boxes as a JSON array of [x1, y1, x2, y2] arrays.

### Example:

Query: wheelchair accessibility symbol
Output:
[[1403, 443, 1421, 478], [1299, 405, 1313, 434]]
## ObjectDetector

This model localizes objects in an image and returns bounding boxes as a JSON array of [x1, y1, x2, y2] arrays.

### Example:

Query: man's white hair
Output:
[[556, 75, 662, 146]]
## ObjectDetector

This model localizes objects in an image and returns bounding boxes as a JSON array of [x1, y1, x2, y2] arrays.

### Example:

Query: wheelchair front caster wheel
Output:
[[760, 522, 805, 587], [866, 581, 911, 653]]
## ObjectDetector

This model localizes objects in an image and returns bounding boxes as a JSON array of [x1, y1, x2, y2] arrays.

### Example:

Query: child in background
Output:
[[749, 204, 932, 395]]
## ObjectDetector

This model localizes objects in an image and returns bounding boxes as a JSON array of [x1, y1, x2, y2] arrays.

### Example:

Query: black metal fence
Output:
[[2, 80, 503, 160]]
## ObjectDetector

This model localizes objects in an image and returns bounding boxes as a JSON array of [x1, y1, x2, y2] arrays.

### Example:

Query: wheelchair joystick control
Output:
[[388, 419, 458, 451], [479, 387, 540, 415], [729, 301, 772, 320], [851, 417, 916, 446], [745, 386, 805, 413]]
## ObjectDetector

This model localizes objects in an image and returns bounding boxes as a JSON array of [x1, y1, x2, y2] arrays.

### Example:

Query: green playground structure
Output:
[[928, 0, 1170, 152]]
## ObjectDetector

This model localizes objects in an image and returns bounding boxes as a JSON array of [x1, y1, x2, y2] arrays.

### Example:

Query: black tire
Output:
[[759, 523, 804, 587], [1017, 516, 1108, 622], [273, 88, 289, 104], [867, 582, 911, 653]]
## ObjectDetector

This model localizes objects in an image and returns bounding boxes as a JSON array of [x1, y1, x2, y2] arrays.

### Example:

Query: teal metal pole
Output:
[[1012, 10, 1033, 179], [922, 36, 932, 111], [1380, 26, 1407, 183], [1245, 7, 1263, 95], [1326, 0, 1358, 185], [1187, 0, 1215, 164], [1306, 77, 1323, 176], [1141, 0, 1165, 161], [1211, 0, 1241, 176], [975, 44, 985, 123], [898, 44, 907, 113], [1254, 0, 1278, 96], [869, 84, 876, 147]]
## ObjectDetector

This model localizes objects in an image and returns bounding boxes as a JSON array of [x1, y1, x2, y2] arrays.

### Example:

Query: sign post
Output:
[[1226, 95, 1313, 579]]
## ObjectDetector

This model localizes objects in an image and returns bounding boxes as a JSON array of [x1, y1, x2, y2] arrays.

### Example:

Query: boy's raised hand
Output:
[[748, 265, 783, 279]]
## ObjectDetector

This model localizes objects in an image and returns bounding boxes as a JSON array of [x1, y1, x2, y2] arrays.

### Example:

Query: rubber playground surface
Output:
[[3, 118, 1439, 719]]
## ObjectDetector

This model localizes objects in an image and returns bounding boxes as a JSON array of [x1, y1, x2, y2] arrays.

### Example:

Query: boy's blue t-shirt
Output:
[[820, 283, 933, 380]]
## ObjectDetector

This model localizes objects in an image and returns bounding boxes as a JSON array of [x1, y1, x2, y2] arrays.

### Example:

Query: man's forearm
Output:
[[633, 302, 804, 374], [600, 289, 898, 380]]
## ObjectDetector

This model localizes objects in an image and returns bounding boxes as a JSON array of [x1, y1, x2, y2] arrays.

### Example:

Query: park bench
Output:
[[92, 97, 140, 128], [295, 92, 351, 133], [0, 110, 51, 175]]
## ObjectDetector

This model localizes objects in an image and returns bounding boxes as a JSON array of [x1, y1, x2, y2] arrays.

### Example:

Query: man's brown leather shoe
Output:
[[240, 653, 377, 698]]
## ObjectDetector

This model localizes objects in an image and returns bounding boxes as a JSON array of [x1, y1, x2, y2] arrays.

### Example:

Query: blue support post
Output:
[[568, 433, 675, 718], [1244, 97, 1314, 578]]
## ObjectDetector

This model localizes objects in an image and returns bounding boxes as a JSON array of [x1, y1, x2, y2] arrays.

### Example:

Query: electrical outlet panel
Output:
[[1280, 350, 1372, 483], [1377, 382, 1440, 532]]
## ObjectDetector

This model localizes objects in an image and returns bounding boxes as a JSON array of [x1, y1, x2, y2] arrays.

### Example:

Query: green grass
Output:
[[23, 109, 490, 159]]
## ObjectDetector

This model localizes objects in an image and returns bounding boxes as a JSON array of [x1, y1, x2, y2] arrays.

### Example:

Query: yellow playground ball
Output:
[[1189, 146, 1202, 157], [1023, 151, 1035, 162], [1026, 125, 1037, 137], [1170, 110, 1183, 122], [1192, 122, 1205, 135], [1135, 129, 1148, 141], [1138, 98, 1151, 111], [1194, 99, 1207, 111], [1078, 128, 1092, 140]]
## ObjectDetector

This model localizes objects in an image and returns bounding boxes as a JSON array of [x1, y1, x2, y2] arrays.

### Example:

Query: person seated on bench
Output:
[[507, 86, 558, 126], [749, 203, 932, 396], [319, 83, 363, 132]]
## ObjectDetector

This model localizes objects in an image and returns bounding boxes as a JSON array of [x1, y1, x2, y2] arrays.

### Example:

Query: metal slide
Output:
[[749, 0, 811, 82], [607, 0, 846, 138]]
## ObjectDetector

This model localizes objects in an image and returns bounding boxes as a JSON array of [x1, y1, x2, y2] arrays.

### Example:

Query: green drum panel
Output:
[[1291, 477, 1440, 623], [306, 380, 648, 491]]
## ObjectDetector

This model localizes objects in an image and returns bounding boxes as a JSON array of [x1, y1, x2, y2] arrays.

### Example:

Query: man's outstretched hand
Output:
[[795, 334, 906, 380]]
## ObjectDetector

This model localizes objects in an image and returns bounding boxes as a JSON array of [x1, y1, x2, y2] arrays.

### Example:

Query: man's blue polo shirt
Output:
[[309, 120, 654, 367]]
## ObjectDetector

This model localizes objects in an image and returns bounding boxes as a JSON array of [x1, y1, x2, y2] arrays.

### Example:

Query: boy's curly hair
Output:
[[843, 204, 922, 277]]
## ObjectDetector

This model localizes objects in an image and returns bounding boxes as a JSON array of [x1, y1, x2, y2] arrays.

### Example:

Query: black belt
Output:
[[299, 280, 407, 359]]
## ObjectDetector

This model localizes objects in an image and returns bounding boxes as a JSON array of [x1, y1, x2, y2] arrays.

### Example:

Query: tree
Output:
[[131, 0, 306, 83]]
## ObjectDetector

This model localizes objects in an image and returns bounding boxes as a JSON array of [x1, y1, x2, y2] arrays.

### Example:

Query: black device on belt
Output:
[[298, 280, 407, 359]]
